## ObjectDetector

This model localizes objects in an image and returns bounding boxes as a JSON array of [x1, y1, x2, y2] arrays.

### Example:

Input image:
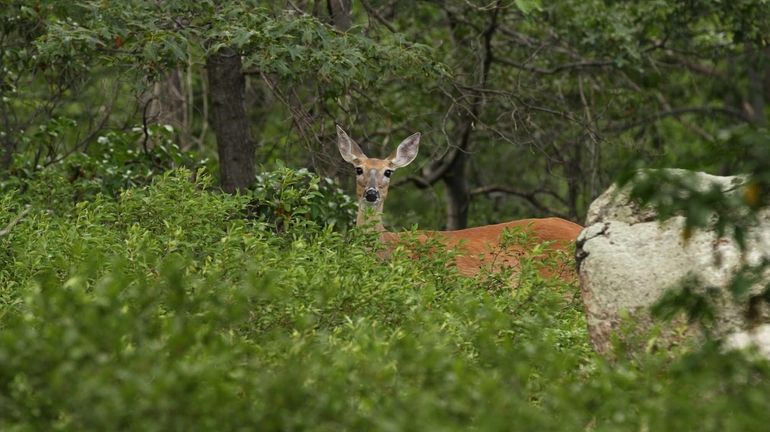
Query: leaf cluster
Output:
[[31, 0, 445, 89], [248, 164, 356, 232], [1, 125, 201, 214]]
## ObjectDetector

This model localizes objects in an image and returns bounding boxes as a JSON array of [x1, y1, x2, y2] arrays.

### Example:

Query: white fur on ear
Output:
[[336, 125, 367, 163], [389, 132, 420, 168]]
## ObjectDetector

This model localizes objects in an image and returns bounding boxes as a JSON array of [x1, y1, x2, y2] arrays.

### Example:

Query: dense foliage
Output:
[[1, 171, 770, 430], [249, 165, 357, 231], [2, 0, 770, 429], [6, 0, 767, 228]]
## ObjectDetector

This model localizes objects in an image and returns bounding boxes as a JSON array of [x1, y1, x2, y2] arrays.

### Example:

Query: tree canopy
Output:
[[3, 0, 768, 228]]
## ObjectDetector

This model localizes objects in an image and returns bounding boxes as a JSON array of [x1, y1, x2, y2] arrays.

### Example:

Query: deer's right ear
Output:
[[336, 125, 366, 164], [388, 132, 420, 168]]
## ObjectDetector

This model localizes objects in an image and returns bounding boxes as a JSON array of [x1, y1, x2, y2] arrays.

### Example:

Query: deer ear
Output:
[[336, 125, 367, 164], [388, 132, 420, 168]]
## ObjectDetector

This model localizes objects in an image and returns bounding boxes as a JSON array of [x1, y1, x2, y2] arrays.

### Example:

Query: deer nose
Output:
[[364, 188, 379, 202]]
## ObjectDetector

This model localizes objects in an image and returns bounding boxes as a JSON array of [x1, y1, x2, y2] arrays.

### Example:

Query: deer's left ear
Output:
[[388, 132, 420, 168]]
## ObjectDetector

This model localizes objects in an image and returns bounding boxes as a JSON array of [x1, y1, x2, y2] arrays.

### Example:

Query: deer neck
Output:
[[356, 199, 386, 232]]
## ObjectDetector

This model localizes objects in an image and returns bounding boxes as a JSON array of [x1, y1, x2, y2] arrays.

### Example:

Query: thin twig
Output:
[[141, 96, 153, 154], [0, 205, 31, 238], [470, 185, 569, 218], [607, 106, 752, 132], [44, 82, 117, 167], [196, 67, 209, 152], [494, 57, 615, 75], [361, 0, 397, 33]]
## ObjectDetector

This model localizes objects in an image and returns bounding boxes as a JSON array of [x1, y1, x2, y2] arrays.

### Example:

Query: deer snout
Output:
[[364, 188, 379, 202]]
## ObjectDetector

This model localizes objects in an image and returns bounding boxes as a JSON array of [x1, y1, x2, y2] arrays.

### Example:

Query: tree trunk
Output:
[[155, 69, 190, 147], [0, 138, 13, 175], [327, 0, 352, 31], [141, 68, 190, 149], [0, 95, 14, 174], [206, 48, 256, 193], [746, 43, 766, 126], [566, 141, 583, 220], [443, 150, 470, 230]]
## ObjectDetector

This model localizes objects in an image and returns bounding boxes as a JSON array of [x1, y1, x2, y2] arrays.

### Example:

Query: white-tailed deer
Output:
[[336, 125, 583, 277]]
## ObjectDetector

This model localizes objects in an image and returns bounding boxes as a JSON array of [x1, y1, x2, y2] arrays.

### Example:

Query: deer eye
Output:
[[384, 169, 393, 178], [356, 167, 363, 175]]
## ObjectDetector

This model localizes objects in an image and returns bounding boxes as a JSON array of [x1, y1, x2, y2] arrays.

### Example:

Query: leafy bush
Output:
[[2, 124, 201, 214], [4, 126, 354, 231], [1, 170, 770, 430], [248, 165, 356, 231], [65, 125, 202, 196]]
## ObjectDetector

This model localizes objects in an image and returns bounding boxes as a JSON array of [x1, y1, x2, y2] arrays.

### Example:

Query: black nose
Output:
[[364, 189, 379, 202]]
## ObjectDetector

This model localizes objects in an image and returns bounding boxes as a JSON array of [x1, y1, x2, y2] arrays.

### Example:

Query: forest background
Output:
[[4, 0, 768, 229]]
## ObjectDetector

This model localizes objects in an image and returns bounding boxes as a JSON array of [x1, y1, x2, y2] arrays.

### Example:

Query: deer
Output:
[[336, 125, 583, 278]]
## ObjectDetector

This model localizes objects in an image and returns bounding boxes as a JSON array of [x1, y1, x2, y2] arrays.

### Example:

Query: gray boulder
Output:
[[725, 324, 770, 360], [578, 169, 770, 354]]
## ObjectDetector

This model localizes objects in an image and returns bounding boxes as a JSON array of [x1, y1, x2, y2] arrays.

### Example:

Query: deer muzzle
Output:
[[364, 188, 379, 202]]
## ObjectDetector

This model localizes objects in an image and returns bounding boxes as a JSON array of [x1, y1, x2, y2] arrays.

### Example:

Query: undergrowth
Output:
[[0, 169, 769, 431]]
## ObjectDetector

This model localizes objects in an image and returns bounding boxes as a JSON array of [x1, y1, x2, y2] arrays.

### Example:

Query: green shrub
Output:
[[248, 165, 357, 232], [4, 133, 354, 231], [1, 169, 770, 431], [2, 124, 201, 215]]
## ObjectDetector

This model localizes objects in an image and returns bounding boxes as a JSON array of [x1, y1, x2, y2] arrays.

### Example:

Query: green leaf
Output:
[[515, 0, 543, 14]]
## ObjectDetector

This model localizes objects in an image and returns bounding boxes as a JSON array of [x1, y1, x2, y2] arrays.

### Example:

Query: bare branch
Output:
[[392, 5, 502, 193], [44, 81, 119, 167], [390, 174, 434, 190], [493, 35, 666, 75], [361, 0, 397, 33], [657, 54, 726, 78], [470, 185, 569, 219], [261, 73, 317, 139], [494, 57, 616, 75], [497, 27, 581, 60], [607, 106, 753, 132], [141, 96, 152, 154], [0, 205, 31, 238]]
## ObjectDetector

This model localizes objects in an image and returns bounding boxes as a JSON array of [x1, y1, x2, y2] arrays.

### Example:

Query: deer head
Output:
[[336, 125, 421, 230]]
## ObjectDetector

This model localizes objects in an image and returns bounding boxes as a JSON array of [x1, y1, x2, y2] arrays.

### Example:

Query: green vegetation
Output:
[[2, 0, 770, 429], [1, 171, 770, 430], [5, 0, 768, 228]]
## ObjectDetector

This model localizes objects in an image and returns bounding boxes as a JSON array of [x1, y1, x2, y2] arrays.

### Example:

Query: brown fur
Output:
[[380, 218, 582, 278]]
